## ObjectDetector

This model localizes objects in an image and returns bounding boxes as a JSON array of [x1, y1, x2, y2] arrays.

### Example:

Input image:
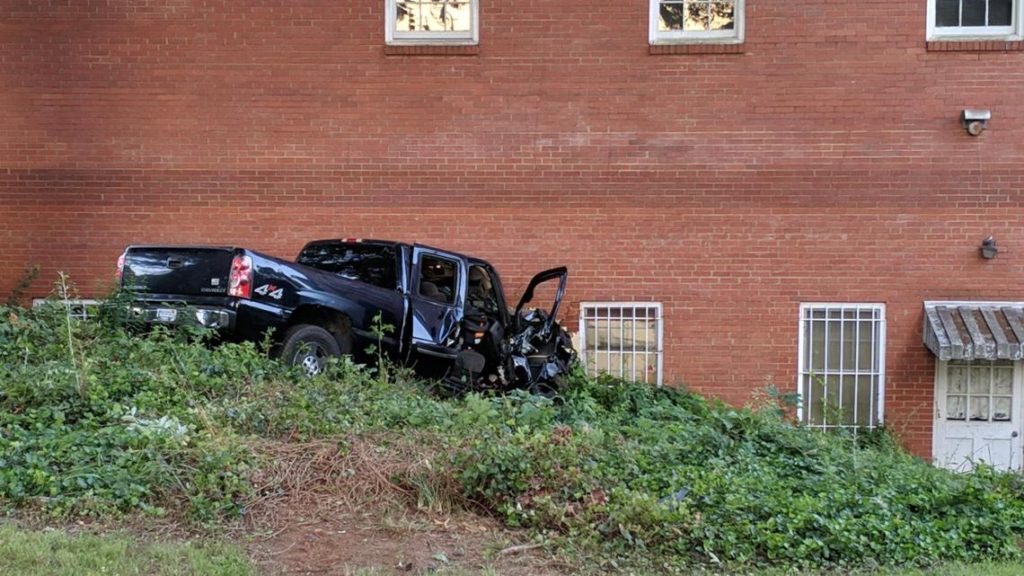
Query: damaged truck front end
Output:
[[446, 266, 576, 396]]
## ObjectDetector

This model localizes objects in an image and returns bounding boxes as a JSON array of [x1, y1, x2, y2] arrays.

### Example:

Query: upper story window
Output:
[[928, 0, 1023, 39], [650, 0, 744, 44], [386, 0, 479, 45]]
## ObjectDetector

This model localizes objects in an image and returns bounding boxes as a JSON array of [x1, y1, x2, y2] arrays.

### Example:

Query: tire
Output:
[[279, 324, 342, 377]]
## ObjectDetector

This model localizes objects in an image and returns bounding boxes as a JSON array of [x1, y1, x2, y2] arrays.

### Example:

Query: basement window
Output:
[[579, 303, 663, 385], [797, 304, 886, 430], [386, 0, 479, 45], [928, 0, 1023, 40], [650, 0, 745, 44], [32, 298, 102, 321]]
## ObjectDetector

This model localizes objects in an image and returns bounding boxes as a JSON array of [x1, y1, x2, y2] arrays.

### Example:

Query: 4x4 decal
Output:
[[254, 283, 284, 300]]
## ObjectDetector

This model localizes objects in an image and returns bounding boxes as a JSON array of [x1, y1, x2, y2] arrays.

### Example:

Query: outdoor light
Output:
[[980, 236, 998, 260], [962, 109, 991, 136]]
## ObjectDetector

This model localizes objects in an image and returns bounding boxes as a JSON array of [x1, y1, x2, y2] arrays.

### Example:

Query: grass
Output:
[[0, 523, 254, 576], [0, 519, 1021, 576]]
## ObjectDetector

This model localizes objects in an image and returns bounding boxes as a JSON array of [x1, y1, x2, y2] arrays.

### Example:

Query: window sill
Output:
[[649, 43, 744, 55], [384, 44, 480, 56], [926, 40, 1024, 52]]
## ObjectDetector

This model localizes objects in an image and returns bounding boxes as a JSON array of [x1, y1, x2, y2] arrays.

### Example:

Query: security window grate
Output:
[[32, 298, 102, 321], [797, 304, 886, 429], [579, 303, 663, 385]]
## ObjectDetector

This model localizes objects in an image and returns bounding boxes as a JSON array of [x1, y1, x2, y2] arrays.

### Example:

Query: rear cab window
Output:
[[297, 242, 398, 290]]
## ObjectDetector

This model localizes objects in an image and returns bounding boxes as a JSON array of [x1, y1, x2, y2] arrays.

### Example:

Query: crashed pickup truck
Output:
[[117, 239, 575, 393]]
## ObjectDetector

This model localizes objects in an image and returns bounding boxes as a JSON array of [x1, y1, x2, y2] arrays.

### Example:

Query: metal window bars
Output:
[[579, 302, 664, 385], [797, 303, 886, 430], [32, 298, 102, 321]]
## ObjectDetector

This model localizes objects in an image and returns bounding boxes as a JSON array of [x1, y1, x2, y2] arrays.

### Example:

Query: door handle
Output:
[[1012, 431, 1019, 438]]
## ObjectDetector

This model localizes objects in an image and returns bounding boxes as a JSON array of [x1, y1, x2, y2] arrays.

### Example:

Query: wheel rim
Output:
[[294, 343, 325, 376]]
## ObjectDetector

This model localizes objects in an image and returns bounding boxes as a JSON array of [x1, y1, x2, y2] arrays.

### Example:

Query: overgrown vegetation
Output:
[[2, 287, 1024, 571]]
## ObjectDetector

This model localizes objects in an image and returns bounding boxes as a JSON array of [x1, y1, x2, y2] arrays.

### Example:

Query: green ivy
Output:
[[3, 294, 1024, 569]]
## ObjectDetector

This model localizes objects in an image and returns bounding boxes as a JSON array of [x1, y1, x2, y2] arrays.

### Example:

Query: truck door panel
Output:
[[409, 246, 467, 359]]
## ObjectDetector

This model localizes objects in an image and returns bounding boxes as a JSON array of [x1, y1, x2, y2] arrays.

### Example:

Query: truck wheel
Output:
[[280, 324, 342, 377]]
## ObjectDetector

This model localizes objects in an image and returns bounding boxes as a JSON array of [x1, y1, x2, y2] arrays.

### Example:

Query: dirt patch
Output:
[[242, 436, 570, 575], [251, 510, 564, 575], [2, 435, 573, 575]]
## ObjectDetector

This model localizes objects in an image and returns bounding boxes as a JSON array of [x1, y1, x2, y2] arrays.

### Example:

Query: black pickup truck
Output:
[[117, 239, 575, 393]]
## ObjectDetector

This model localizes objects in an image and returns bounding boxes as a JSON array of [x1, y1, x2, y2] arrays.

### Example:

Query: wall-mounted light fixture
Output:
[[980, 236, 998, 260], [962, 109, 991, 136]]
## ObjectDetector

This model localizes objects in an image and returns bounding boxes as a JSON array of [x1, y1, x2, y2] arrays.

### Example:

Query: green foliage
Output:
[[4, 287, 1024, 570], [450, 373, 1024, 568], [0, 298, 258, 519]]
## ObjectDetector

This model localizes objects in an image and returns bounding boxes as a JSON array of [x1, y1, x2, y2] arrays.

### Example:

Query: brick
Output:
[[2, 0, 1024, 459]]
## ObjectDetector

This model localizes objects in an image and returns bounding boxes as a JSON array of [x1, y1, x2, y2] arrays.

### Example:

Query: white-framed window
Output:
[[386, 0, 479, 45], [579, 302, 663, 385], [797, 304, 886, 430], [649, 0, 744, 44], [32, 298, 102, 321], [941, 360, 1015, 422], [927, 0, 1023, 40]]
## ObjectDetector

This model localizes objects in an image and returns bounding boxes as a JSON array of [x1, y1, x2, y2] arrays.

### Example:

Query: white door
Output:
[[933, 360, 1022, 472]]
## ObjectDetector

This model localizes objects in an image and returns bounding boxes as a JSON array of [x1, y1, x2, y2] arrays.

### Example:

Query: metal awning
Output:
[[924, 302, 1024, 361]]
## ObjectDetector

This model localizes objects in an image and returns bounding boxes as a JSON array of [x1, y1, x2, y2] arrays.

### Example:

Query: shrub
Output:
[[3, 289, 1024, 570]]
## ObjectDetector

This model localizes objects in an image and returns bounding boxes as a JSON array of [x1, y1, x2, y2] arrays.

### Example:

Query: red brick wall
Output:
[[2, 1, 1023, 458]]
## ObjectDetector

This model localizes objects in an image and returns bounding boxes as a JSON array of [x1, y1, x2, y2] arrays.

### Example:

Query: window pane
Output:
[[994, 366, 1013, 395], [397, 1, 471, 33], [948, 365, 969, 394], [842, 320, 857, 369], [962, 0, 987, 26], [936, 0, 961, 26], [970, 396, 990, 421], [297, 243, 397, 290], [419, 255, 457, 304], [947, 395, 967, 420], [419, 1, 469, 32], [444, 1, 472, 32], [990, 0, 1013, 25], [857, 320, 874, 371], [993, 396, 1012, 421], [807, 375, 826, 425], [869, 376, 879, 425], [856, 376, 872, 426], [823, 375, 841, 424], [826, 319, 842, 371], [396, 1, 418, 31], [841, 375, 857, 425], [711, 1, 735, 30], [969, 365, 991, 395], [659, 2, 685, 31], [811, 320, 826, 372], [684, 1, 710, 31]]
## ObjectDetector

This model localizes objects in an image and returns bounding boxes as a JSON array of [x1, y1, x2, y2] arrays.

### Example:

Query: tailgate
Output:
[[122, 247, 236, 297]]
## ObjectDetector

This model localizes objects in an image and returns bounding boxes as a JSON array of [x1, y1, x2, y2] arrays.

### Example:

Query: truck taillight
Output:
[[229, 255, 253, 299], [116, 252, 126, 281]]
